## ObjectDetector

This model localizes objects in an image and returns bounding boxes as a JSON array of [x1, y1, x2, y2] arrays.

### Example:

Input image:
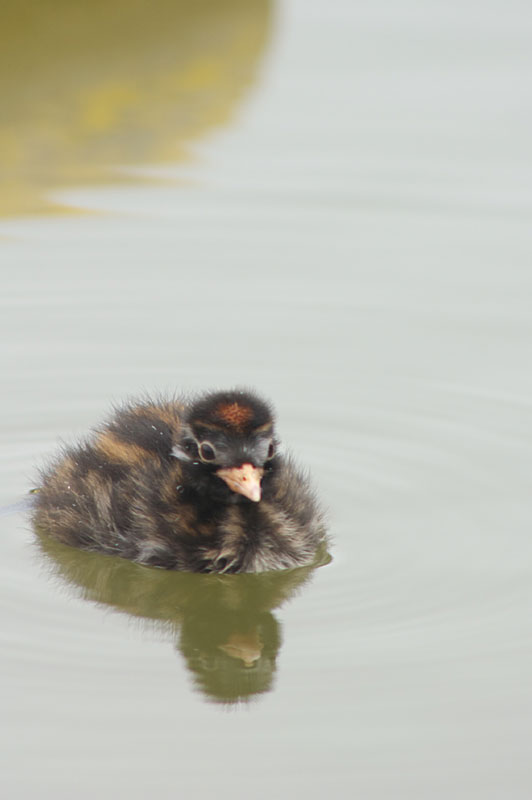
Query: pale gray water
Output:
[[1, 0, 532, 797]]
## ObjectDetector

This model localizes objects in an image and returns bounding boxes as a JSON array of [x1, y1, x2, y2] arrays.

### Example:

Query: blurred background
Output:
[[1, 1, 531, 798], [1, 0, 272, 216]]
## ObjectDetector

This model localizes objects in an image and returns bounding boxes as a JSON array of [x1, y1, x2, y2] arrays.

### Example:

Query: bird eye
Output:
[[267, 442, 275, 459], [199, 442, 216, 461]]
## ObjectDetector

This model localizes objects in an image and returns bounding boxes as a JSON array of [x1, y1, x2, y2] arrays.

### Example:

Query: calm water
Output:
[[1, 1, 532, 797]]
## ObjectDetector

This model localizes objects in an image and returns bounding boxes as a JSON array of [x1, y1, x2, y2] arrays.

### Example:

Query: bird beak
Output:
[[216, 463, 264, 502]]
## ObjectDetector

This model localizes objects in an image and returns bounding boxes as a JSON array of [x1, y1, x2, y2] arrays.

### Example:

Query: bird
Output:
[[32, 389, 328, 573]]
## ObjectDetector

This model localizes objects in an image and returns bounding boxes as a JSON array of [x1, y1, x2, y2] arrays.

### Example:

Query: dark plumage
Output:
[[32, 389, 327, 573]]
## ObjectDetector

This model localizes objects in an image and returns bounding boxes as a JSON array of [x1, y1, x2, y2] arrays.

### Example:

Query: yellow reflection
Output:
[[0, 0, 272, 216], [36, 533, 331, 705]]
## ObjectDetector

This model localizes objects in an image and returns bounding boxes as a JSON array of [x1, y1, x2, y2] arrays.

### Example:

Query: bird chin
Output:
[[227, 492, 248, 505]]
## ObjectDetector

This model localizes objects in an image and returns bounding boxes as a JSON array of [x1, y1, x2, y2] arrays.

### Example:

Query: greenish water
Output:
[[0, 0, 271, 216], [1, 1, 531, 798], [35, 533, 331, 704]]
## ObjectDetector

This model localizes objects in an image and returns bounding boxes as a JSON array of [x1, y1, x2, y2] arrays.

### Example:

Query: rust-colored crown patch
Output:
[[214, 401, 254, 432]]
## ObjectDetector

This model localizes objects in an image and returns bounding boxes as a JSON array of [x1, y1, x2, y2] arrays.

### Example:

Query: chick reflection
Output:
[[36, 534, 330, 704]]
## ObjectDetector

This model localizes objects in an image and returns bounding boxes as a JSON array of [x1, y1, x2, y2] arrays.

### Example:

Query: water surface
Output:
[[1, 1, 531, 798]]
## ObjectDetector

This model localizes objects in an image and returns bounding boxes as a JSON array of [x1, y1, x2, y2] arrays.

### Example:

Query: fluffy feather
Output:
[[32, 389, 327, 573]]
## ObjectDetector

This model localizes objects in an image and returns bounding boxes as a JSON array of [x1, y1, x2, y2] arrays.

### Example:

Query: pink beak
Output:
[[216, 463, 264, 502]]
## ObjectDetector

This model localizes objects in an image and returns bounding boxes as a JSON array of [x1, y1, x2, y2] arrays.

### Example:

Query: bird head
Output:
[[173, 390, 279, 503]]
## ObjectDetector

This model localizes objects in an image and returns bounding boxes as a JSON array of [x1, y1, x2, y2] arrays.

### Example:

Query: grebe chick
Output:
[[33, 389, 327, 573]]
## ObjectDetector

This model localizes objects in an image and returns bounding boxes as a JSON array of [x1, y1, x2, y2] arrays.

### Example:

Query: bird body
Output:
[[32, 390, 327, 573]]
